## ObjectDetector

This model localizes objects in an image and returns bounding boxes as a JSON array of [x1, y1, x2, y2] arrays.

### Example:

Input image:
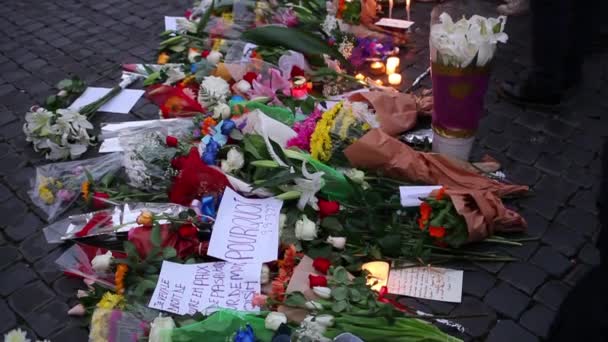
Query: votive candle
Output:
[[386, 56, 400, 74], [388, 73, 402, 86], [370, 61, 385, 75]]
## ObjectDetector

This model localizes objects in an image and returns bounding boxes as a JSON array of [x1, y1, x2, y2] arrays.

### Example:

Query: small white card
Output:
[[399, 185, 442, 207], [208, 188, 283, 263], [387, 267, 463, 303], [148, 261, 261, 315], [375, 18, 414, 30], [241, 43, 258, 62], [164, 16, 185, 31], [69, 87, 144, 114]]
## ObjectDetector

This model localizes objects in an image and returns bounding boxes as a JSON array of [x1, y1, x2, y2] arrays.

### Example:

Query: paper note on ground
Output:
[[165, 16, 185, 31], [69, 87, 144, 114], [399, 185, 442, 207], [208, 187, 283, 263], [375, 18, 414, 29], [148, 261, 261, 315], [387, 267, 463, 303]]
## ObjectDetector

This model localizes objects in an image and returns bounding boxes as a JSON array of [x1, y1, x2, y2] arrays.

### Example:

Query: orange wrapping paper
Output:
[[344, 129, 528, 240]]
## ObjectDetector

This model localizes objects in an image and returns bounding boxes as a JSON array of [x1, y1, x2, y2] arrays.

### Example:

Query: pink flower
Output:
[[249, 68, 291, 104], [252, 293, 268, 307], [272, 8, 298, 27], [286, 107, 322, 151]]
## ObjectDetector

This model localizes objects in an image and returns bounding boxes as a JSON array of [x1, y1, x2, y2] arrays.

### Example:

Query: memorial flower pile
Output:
[[20, 1, 529, 341]]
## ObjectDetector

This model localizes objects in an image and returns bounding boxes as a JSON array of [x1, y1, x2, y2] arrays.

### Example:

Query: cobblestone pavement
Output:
[[0, 0, 606, 341]]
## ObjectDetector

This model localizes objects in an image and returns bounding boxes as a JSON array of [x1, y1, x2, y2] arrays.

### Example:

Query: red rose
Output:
[[308, 274, 328, 288], [178, 224, 198, 238], [312, 257, 331, 274], [429, 226, 446, 239], [166, 136, 179, 147], [318, 199, 340, 219], [290, 66, 305, 78], [243, 72, 258, 84], [201, 50, 210, 58], [92, 192, 110, 210]]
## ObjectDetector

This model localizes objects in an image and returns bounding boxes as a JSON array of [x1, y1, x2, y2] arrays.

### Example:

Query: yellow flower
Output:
[[38, 186, 55, 205], [310, 102, 342, 161], [54, 180, 63, 188], [81, 181, 90, 201], [361, 123, 371, 131], [89, 309, 111, 342], [157, 52, 170, 64], [97, 292, 125, 310]]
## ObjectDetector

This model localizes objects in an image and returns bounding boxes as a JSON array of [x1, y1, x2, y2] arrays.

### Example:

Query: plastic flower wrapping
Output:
[[430, 13, 508, 68]]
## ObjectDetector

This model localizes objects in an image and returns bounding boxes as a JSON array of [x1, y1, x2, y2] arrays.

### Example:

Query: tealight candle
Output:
[[386, 57, 400, 74], [361, 261, 390, 291], [370, 61, 385, 75], [375, 79, 383, 86], [355, 73, 365, 81], [388, 73, 402, 86]]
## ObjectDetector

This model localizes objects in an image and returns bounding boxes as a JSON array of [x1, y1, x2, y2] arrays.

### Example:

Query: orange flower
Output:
[[435, 187, 446, 200], [429, 226, 446, 239], [418, 202, 432, 230], [157, 52, 170, 64], [277, 244, 297, 273], [115, 264, 129, 294], [200, 116, 217, 135], [81, 181, 90, 202], [161, 96, 185, 116], [136, 210, 154, 227]]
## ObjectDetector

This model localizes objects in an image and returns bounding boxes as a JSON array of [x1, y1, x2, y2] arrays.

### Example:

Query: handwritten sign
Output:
[[387, 267, 463, 303], [399, 186, 442, 207], [164, 16, 185, 31], [208, 188, 283, 263], [148, 261, 261, 315]]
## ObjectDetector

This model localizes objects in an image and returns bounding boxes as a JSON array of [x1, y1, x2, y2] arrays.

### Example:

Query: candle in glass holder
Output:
[[386, 57, 400, 74], [406, 0, 411, 22], [388, 73, 402, 86], [370, 61, 385, 75]]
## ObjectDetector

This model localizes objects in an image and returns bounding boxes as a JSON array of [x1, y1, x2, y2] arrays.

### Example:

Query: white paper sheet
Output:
[[387, 266, 463, 303], [208, 188, 283, 263], [164, 16, 185, 31], [375, 18, 414, 30], [148, 261, 261, 315], [69, 87, 144, 114], [399, 185, 442, 207]]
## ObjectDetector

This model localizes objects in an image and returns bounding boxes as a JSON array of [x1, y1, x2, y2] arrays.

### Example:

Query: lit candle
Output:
[[375, 79, 383, 86], [370, 61, 385, 75], [386, 56, 400, 74], [388, 73, 402, 86], [355, 73, 365, 82], [389, 0, 393, 18], [406, 0, 411, 22], [362, 261, 390, 291]]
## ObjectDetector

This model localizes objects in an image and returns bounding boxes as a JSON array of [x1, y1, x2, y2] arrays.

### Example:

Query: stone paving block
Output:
[[498, 262, 548, 295], [563, 264, 592, 287], [507, 142, 541, 165], [482, 133, 511, 152], [541, 223, 586, 257], [542, 118, 575, 139], [484, 282, 530, 319], [25, 299, 70, 338], [52, 275, 88, 298], [519, 303, 556, 339], [578, 243, 601, 266], [0, 262, 37, 296], [563, 166, 595, 188], [555, 207, 599, 238], [0, 245, 21, 270], [19, 232, 58, 263], [533, 175, 579, 203], [519, 195, 561, 220], [3, 212, 43, 242], [7, 281, 54, 319], [0, 299, 18, 335], [451, 296, 497, 338], [415, 298, 455, 315], [486, 320, 539, 342], [474, 261, 505, 274], [530, 246, 573, 278], [534, 280, 571, 311], [50, 324, 90, 342], [498, 241, 539, 261], [506, 163, 541, 187], [34, 247, 67, 284], [535, 154, 571, 176], [463, 270, 496, 298]]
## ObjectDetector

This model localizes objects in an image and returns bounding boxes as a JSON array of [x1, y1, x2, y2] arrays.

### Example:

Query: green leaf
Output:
[[321, 217, 343, 233], [197, 0, 214, 36], [123, 241, 139, 259], [284, 292, 307, 307], [56, 79, 73, 89], [163, 247, 177, 259], [301, 97, 316, 115], [150, 225, 162, 247], [241, 26, 351, 68], [143, 72, 161, 86], [268, 138, 291, 167], [332, 300, 348, 313], [100, 173, 114, 187], [331, 286, 348, 301], [377, 234, 402, 257], [332, 267, 349, 284], [252, 169, 300, 189], [349, 288, 362, 302], [242, 134, 267, 160]]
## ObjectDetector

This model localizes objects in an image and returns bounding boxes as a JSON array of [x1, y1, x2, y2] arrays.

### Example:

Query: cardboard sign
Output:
[[399, 185, 442, 207], [387, 266, 463, 303], [208, 188, 283, 263], [148, 261, 261, 315], [69, 87, 144, 114]]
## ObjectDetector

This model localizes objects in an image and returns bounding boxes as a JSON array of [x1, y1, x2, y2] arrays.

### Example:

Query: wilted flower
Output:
[[136, 210, 154, 226]]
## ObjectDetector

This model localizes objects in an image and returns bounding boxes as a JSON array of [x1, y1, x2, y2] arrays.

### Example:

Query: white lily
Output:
[[293, 161, 325, 211], [149, 316, 175, 342], [164, 66, 186, 85]]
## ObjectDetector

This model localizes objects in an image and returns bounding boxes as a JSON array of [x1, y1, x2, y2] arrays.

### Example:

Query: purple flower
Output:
[[286, 107, 323, 151], [272, 8, 298, 27], [57, 189, 75, 203]]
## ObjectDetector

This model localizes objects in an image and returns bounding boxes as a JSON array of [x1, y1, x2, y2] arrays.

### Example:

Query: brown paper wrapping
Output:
[[349, 91, 432, 136], [344, 129, 528, 240]]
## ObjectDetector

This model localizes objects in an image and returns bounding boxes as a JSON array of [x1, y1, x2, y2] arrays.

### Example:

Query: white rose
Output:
[[206, 50, 223, 65], [221, 148, 245, 173], [212, 102, 231, 120], [304, 300, 324, 310], [326, 236, 346, 249], [265, 312, 287, 331], [343, 168, 365, 184], [278, 213, 287, 236], [234, 79, 252, 93], [91, 251, 113, 273], [312, 286, 332, 299], [260, 264, 270, 285], [149, 316, 175, 342], [295, 215, 317, 241], [314, 314, 335, 327]]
